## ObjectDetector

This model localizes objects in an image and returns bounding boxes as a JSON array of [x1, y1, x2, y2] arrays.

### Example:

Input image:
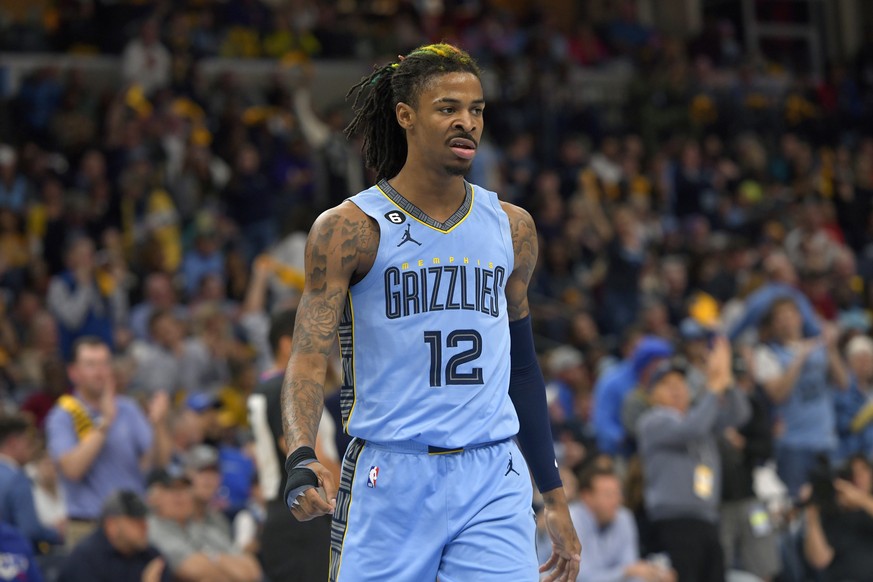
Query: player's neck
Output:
[[388, 167, 466, 223]]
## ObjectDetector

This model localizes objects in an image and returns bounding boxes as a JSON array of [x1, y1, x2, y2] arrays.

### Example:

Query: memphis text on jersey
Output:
[[384, 256, 506, 320]]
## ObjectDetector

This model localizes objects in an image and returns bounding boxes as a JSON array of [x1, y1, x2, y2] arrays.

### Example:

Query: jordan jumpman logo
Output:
[[505, 453, 520, 476], [397, 224, 422, 247]]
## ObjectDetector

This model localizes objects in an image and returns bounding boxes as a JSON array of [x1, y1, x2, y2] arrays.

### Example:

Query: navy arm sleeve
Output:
[[508, 316, 562, 493]]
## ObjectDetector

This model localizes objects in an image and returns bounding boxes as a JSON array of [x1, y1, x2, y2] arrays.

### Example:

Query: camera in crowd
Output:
[[803, 455, 854, 515]]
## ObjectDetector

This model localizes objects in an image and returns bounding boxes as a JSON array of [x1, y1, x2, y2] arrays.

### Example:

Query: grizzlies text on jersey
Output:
[[338, 179, 518, 448]]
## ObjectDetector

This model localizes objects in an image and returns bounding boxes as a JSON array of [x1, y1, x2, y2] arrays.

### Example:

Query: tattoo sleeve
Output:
[[502, 203, 538, 322], [280, 205, 376, 453]]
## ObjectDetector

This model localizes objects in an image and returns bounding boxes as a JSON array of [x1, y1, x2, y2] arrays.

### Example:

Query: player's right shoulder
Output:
[[310, 200, 368, 232], [307, 201, 376, 246], [307, 201, 379, 280], [498, 200, 534, 228]]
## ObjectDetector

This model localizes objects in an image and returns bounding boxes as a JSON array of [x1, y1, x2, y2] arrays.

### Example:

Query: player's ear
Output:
[[396, 101, 414, 130]]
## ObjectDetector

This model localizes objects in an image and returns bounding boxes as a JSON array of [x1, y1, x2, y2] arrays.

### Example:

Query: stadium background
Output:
[[2, 0, 873, 581]]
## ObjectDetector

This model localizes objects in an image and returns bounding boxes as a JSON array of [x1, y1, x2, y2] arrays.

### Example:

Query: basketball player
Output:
[[280, 44, 581, 581]]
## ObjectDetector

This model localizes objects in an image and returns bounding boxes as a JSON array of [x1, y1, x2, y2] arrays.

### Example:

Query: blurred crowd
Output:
[[2, 0, 873, 581]]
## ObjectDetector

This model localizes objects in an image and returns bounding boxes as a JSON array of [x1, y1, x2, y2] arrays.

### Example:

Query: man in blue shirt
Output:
[[0, 414, 62, 549], [571, 465, 676, 582], [45, 337, 171, 546]]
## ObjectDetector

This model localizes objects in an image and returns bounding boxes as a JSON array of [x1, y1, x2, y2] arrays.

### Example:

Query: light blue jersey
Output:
[[339, 179, 518, 448], [329, 180, 538, 582]]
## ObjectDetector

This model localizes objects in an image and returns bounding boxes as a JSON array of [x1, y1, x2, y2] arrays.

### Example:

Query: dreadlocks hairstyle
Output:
[[344, 43, 482, 181]]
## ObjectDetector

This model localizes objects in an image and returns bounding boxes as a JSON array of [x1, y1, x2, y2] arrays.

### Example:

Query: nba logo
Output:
[[367, 466, 379, 488]]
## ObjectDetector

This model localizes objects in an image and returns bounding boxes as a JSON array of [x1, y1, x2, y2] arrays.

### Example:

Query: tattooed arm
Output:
[[281, 201, 377, 520], [502, 202, 581, 582], [502, 203, 537, 322]]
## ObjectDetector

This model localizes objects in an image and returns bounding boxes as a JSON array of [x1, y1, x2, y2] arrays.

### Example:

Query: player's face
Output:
[[407, 72, 484, 176]]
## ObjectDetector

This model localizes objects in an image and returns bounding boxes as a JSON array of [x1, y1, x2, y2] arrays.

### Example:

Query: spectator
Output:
[[210, 412, 256, 517], [718, 352, 781, 580], [727, 252, 821, 342], [128, 272, 186, 341], [605, 0, 655, 57], [0, 414, 63, 548], [834, 335, 873, 461], [147, 448, 262, 582], [182, 445, 228, 518], [572, 465, 677, 582], [545, 346, 586, 430], [222, 144, 277, 263], [592, 335, 672, 456], [0, 208, 29, 292], [14, 67, 63, 145], [12, 310, 61, 397], [181, 228, 224, 299], [36, 177, 71, 276], [19, 358, 68, 431], [45, 337, 171, 546], [130, 309, 227, 396], [672, 140, 712, 220], [675, 318, 713, 392], [231, 476, 263, 554], [247, 309, 334, 582], [46, 236, 127, 360], [803, 455, 873, 581], [27, 451, 67, 536], [57, 489, 169, 582], [166, 407, 205, 472], [600, 206, 646, 335], [752, 298, 849, 497], [567, 23, 608, 67], [0, 146, 31, 214], [620, 338, 678, 448], [118, 159, 182, 275], [785, 198, 842, 274], [237, 254, 278, 375], [121, 19, 171, 96], [0, 521, 45, 582], [185, 393, 224, 448], [292, 67, 365, 209], [637, 339, 750, 582]]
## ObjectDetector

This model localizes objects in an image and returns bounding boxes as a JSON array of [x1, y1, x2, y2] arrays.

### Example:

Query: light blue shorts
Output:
[[329, 437, 538, 581]]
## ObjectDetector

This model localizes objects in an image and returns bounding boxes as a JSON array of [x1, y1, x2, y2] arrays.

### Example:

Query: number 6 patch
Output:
[[385, 211, 406, 224]]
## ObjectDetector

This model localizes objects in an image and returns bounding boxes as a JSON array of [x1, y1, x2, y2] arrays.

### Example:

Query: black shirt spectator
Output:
[[804, 456, 873, 582], [57, 490, 170, 582], [247, 309, 331, 582], [720, 387, 773, 501], [820, 508, 873, 581]]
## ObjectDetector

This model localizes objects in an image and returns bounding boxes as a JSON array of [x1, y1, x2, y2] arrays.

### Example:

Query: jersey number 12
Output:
[[423, 330, 484, 387]]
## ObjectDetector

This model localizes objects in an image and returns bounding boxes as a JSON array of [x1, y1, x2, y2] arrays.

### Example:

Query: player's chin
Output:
[[444, 160, 473, 177]]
